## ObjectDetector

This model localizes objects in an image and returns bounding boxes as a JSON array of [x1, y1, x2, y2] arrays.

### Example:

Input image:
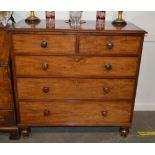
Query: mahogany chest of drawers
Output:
[[8, 20, 146, 137], [0, 27, 19, 139]]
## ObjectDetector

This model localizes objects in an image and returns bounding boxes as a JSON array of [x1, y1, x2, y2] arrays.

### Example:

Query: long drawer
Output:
[[17, 78, 135, 100], [0, 110, 15, 126], [12, 34, 76, 54], [15, 56, 138, 77], [79, 35, 141, 55], [19, 101, 132, 125]]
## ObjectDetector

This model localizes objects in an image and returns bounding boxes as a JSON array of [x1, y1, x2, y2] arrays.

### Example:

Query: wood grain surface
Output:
[[15, 56, 138, 77], [19, 101, 132, 125], [17, 78, 135, 100]]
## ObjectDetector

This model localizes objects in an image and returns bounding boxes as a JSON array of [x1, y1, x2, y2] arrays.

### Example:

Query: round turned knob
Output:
[[104, 64, 112, 71], [40, 40, 48, 48], [106, 41, 113, 49], [43, 87, 49, 93], [101, 110, 108, 117], [75, 58, 80, 62], [103, 87, 110, 94], [42, 63, 49, 71], [43, 109, 50, 116]]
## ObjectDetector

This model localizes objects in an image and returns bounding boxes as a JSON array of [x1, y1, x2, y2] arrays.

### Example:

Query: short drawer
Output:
[[0, 95, 12, 109], [19, 101, 131, 125], [79, 35, 142, 55], [0, 110, 15, 126], [15, 56, 138, 77], [12, 34, 76, 54], [17, 78, 135, 100]]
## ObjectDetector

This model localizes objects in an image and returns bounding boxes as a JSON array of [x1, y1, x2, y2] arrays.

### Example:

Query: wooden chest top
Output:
[[8, 20, 146, 34]]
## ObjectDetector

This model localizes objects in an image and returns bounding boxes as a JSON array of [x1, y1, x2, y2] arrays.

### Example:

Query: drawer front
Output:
[[0, 110, 15, 126], [0, 95, 12, 109], [79, 35, 141, 55], [17, 78, 135, 100], [19, 101, 131, 125], [15, 56, 138, 77], [13, 34, 76, 54]]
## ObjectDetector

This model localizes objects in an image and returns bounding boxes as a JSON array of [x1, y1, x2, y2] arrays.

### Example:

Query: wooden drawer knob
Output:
[[104, 64, 112, 71], [75, 58, 80, 62], [42, 63, 49, 71], [43, 87, 49, 93], [43, 109, 50, 117], [106, 41, 113, 49], [101, 110, 108, 117], [41, 40, 48, 48], [103, 87, 110, 94]]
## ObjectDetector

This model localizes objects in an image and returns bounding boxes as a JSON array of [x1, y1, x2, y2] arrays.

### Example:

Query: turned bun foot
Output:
[[119, 127, 129, 137], [21, 128, 31, 138]]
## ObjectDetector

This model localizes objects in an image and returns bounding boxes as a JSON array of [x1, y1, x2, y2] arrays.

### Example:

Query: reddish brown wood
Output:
[[0, 27, 19, 140], [0, 110, 15, 126], [0, 28, 10, 64], [19, 101, 132, 125], [0, 94, 12, 110], [14, 56, 139, 77], [16, 78, 135, 100], [7, 20, 146, 34], [79, 35, 142, 55], [8, 20, 146, 137], [12, 34, 76, 54]]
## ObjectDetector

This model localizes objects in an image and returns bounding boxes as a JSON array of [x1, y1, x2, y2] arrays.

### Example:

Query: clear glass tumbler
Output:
[[69, 11, 82, 27]]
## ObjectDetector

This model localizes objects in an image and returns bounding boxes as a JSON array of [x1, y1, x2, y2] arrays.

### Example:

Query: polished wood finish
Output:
[[0, 95, 12, 109], [0, 110, 15, 126], [8, 20, 146, 137], [0, 29, 5, 45], [0, 28, 10, 64], [0, 67, 11, 93], [0, 27, 19, 139], [8, 20, 146, 34], [19, 101, 131, 125], [79, 36, 141, 55], [15, 56, 138, 77], [13, 34, 76, 54], [17, 78, 135, 100]]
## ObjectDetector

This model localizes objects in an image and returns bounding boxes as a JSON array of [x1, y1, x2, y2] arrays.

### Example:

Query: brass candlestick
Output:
[[25, 11, 40, 24], [112, 11, 127, 26]]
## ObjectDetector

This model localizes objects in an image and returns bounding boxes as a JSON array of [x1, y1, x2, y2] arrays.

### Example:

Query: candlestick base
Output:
[[112, 11, 127, 26], [112, 19, 127, 26]]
